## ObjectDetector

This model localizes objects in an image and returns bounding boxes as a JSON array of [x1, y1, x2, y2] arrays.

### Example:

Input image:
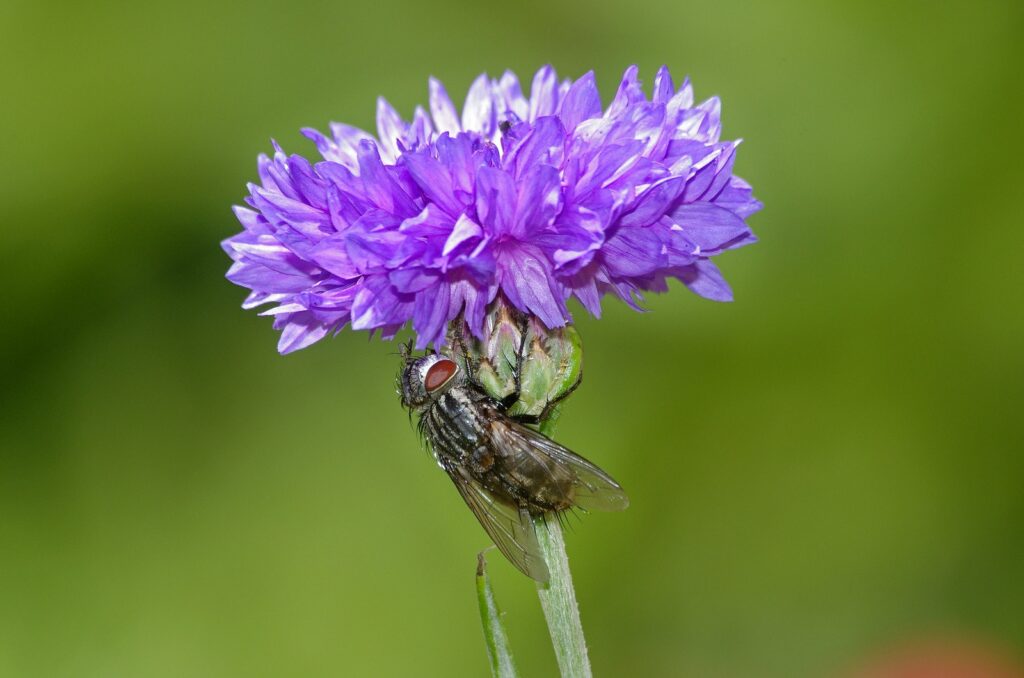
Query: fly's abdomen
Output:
[[492, 445, 576, 513]]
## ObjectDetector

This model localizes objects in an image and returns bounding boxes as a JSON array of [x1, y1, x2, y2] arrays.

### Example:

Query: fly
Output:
[[398, 340, 628, 582]]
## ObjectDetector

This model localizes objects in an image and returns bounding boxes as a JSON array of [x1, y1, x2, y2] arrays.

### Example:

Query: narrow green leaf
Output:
[[476, 551, 519, 678]]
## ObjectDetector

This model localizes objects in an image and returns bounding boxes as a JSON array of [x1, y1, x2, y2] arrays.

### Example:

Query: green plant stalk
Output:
[[476, 552, 519, 678], [454, 307, 592, 678], [533, 414, 593, 678], [533, 517, 592, 678]]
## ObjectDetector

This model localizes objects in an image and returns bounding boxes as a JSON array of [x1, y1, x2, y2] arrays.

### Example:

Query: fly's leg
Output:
[[449, 319, 478, 382], [512, 311, 529, 404], [498, 392, 519, 411]]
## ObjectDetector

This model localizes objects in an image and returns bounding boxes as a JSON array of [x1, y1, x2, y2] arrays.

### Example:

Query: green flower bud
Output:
[[447, 298, 582, 428]]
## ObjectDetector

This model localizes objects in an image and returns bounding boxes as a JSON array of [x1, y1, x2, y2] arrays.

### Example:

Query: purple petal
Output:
[[357, 141, 418, 216], [428, 77, 461, 134], [570, 276, 602, 317], [344, 212, 405, 273], [570, 140, 645, 197], [351, 275, 414, 330], [399, 204, 456, 237], [309, 233, 358, 278], [435, 133, 476, 196], [503, 116, 566, 178], [227, 259, 313, 294], [652, 66, 674, 104], [475, 166, 516, 235], [499, 247, 566, 328], [558, 71, 602, 130], [376, 97, 406, 162], [512, 164, 561, 239], [495, 70, 528, 121], [681, 146, 724, 202], [277, 311, 331, 354], [668, 77, 694, 113], [286, 154, 329, 211], [402, 150, 462, 216], [678, 260, 733, 301], [413, 282, 451, 348], [528, 65, 559, 120], [619, 175, 686, 228], [447, 278, 493, 338], [539, 202, 606, 273], [607, 65, 642, 118], [390, 267, 439, 294], [408, 106, 434, 147], [242, 290, 287, 310], [231, 206, 271, 235], [689, 97, 722, 143], [602, 227, 664, 278], [714, 176, 763, 218], [670, 203, 752, 254], [702, 141, 739, 202], [229, 238, 316, 278], [443, 214, 483, 255], [461, 73, 496, 136]]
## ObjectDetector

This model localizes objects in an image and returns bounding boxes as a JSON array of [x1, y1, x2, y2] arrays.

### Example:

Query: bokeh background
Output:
[[3, 0, 1023, 676]]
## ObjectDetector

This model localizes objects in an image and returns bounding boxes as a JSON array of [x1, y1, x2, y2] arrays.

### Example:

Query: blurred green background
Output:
[[2, 0, 1023, 676]]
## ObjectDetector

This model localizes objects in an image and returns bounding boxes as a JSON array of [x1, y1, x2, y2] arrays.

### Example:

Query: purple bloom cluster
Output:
[[223, 65, 761, 353]]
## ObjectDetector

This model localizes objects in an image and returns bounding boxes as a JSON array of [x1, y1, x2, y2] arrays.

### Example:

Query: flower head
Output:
[[223, 65, 761, 353]]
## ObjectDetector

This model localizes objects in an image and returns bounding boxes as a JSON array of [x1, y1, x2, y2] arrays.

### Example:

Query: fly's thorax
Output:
[[425, 387, 493, 459], [399, 353, 465, 411]]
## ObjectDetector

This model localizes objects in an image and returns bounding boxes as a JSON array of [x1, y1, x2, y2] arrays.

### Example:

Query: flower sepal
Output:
[[447, 298, 582, 424]]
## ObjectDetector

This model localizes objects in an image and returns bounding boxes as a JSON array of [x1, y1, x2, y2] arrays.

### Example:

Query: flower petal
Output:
[[619, 175, 686, 228], [558, 71, 602, 130], [602, 227, 664, 278], [429, 77, 461, 134], [670, 203, 753, 254], [277, 311, 332, 354], [503, 116, 566, 178], [495, 70, 528, 121], [413, 282, 451, 348], [403, 150, 462, 216], [462, 73, 496, 136], [351, 275, 414, 330], [678, 259, 733, 301], [528, 65, 559, 120], [475, 166, 516, 235], [443, 214, 484, 256], [513, 164, 562, 239], [376, 97, 406, 163], [499, 247, 566, 328]]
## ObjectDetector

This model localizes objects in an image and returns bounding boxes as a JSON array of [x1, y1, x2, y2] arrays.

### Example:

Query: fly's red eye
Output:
[[424, 359, 458, 392]]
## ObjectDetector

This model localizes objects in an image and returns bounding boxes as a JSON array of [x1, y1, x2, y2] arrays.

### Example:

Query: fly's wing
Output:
[[444, 463, 550, 583], [490, 420, 630, 512]]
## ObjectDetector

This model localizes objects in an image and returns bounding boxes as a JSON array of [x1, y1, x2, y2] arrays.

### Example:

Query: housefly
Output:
[[398, 342, 628, 582]]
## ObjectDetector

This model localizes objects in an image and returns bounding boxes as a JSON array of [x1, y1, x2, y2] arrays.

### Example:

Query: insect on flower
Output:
[[398, 332, 628, 582]]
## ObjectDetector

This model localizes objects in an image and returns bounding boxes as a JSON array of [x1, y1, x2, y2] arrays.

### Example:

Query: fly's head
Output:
[[398, 343, 463, 412]]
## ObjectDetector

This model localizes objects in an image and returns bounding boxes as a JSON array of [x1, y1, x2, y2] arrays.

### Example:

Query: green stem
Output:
[[476, 552, 519, 678], [534, 413, 592, 678], [533, 519, 592, 678]]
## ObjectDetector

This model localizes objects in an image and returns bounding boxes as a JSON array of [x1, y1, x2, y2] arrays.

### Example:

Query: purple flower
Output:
[[223, 65, 761, 353]]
